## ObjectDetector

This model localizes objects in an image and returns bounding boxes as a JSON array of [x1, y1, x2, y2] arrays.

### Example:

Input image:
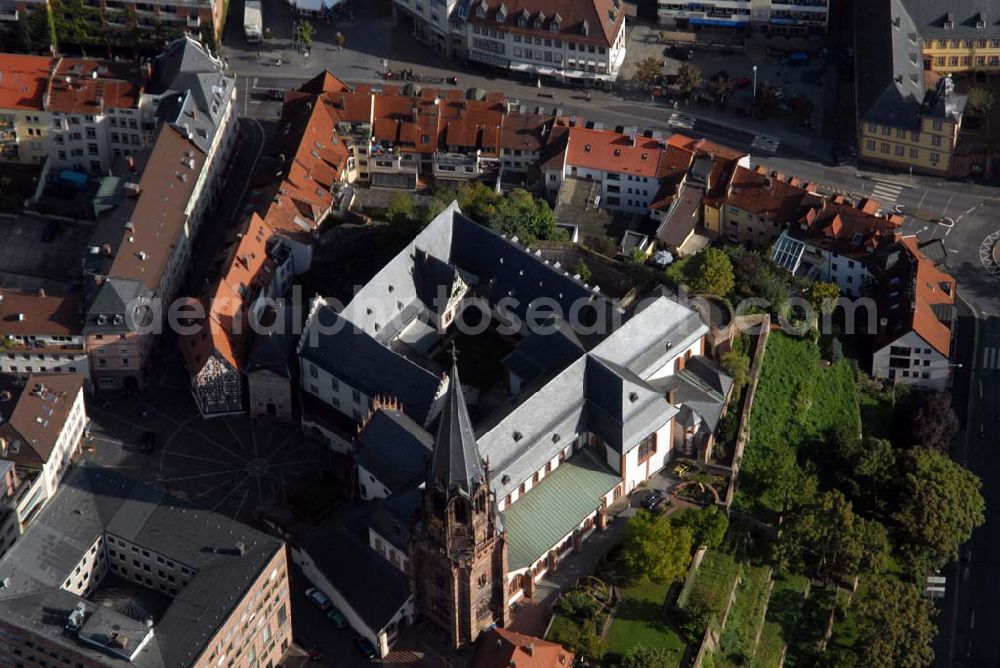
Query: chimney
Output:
[[38, 288, 45, 298], [236, 541, 246, 556], [667, 387, 677, 405], [526, 643, 534, 656]]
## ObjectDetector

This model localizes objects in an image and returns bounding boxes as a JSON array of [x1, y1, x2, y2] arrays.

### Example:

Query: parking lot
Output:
[[0, 213, 94, 289]]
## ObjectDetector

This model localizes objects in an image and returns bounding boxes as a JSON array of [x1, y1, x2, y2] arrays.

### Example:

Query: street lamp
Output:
[[752, 65, 758, 118]]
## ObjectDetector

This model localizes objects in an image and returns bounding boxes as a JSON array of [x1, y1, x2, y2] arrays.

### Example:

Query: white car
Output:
[[305, 587, 332, 611]]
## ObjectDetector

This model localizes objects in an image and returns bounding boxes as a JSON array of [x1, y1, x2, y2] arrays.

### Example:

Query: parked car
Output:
[[266, 88, 285, 102], [673, 463, 690, 478], [305, 587, 332, 611], [355, 635, 378, 660], [780, 51, 809, 67], [642, 489, 667, 512], [295, 635, 323, 661], [327, 607, 348, 629]]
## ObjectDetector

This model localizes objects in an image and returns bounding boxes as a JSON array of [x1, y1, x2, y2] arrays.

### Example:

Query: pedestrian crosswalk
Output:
[[983, 347, 1000, 370], [750, 134, 781, 153], [668, 113, 696, 129], [870, 181, 904, 205]]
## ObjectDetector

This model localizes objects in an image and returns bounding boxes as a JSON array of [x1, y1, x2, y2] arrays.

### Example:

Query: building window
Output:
[[352, 389, 361, 404], [909, 148, 918, 159], [880, 142, 890, 154], [895, 145, 905, 156], [637, 434, 656, 462], [865, 139, 876, 151]]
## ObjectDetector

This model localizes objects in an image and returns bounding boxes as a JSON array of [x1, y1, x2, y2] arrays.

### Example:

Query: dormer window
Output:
[[580, 18, 589, 35], [518, 9, 528, 26], [533, 17, 542, 29], [551, 12, 561, 30], [476, 4, 486, 18], [944, 12, 954, 29], [496, 2, 506, 21], [976, 13, 986, 29], [851, 232, 863, 246], [584, 144, 592, 152]]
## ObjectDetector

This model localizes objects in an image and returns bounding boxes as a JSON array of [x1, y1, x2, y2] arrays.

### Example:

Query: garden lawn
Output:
[[736, 333, 861, 515], [605, 580, 685, 666], [784, 584, 841, 667], [716, 565, 772, 663], [546, 613, 582, 649], [678, 549, 740, 620]]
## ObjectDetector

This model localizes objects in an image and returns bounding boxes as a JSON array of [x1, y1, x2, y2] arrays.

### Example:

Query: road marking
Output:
[[870, 182, 903, 204], [916, 190, 928, 210], [667, 113, 696, 129], [750, 134, 781, 153], [942, 194, 954, 218]]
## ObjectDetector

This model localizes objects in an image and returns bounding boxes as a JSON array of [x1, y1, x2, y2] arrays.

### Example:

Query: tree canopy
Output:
[[690, 247, 735, 296], [676, 63, 703, 97], [440, 183, 558, 242], [853, 579, 936, 668], [673, 506, 729, 550], [893, 446, 984, 570], [620, 646, 677, 668], [720, 350, 750, 391], [891, 390, 960, 452], [620, 510, 693, 585], [632, 57, 662, 89], [776, 489, 888, 580]]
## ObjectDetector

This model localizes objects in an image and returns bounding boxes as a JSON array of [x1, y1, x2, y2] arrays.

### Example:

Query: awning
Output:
[[501, 448, 620, 571], [769, 18, 796, 25], [468, 51, 510, 69], [689, 18, 748, 27]]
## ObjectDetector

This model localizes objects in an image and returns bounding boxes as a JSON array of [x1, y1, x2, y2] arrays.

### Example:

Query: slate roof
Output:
[[0, 465, 284, 668], [501, 316, 585, 386], [148, 36, 234, 153], [430, 360, 487, 496], [356, 408, 433, 493], [300, 305, 445, 425], [299, 509, 411, 634], [655, 356, 732, 433], [83, 277, 150, 335], [902, 0, 1000, 39], [501, 447, 619, 570]]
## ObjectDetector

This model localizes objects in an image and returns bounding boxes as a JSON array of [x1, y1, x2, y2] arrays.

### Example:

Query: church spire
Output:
[[430, 346, 485, 496]]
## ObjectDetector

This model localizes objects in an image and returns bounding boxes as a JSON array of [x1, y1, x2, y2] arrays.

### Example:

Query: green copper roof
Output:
[[501, 448, 620, 571]]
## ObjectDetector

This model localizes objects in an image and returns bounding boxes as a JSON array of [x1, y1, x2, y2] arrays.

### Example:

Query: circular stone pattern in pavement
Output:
[[157, 416, 322, 522], [979, 231, 1000, 278]]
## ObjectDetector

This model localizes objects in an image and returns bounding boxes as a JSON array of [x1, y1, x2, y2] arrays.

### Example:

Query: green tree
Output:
[[574, 260, 593, 284], [386, 191, 415, 224], [576, 618, 606, 663], [808, 281, 841, 314], [966, 86, 996, 117], [621, 646, 676, 668], [676, 62, 703, 98], [720, 350, 750, 390], [453, 181, 499, 223], [690, 247, 734, 296], [632, 56, 662, 89], [776, 489, 886, 580], [295, 20, 314, 50], [852, 437, 896, 511], [664, 255, 692, 287], [891, 390, 960, 453], [626, 247, 647, 265], [894, 447, 984, 570], [620, 510, 693, 585], [489, 188, 557, 241], [673, 506, 729, 550], [853, 579, 936, 668]]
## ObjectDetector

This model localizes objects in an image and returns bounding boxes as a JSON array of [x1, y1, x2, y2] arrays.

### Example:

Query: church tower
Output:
[[410, 353, 509, 649]]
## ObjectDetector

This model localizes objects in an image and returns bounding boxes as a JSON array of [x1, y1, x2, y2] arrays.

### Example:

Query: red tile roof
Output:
[[725, 165, 811, 221], [108, 125, 206, 292], [879, 236, 955, 356], [475, 628, 574, 668], [180, 213, 276, 375], [0, 373, 84, 466], [0, 290, 82, 337], [790, 198, 902, 259], [46, 58, 143, 114], [0, 55, 52, 111], [564, 127, 668, 178]]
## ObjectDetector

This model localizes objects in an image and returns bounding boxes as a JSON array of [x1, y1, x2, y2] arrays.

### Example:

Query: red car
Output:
[[733, 77, 752, 90]]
